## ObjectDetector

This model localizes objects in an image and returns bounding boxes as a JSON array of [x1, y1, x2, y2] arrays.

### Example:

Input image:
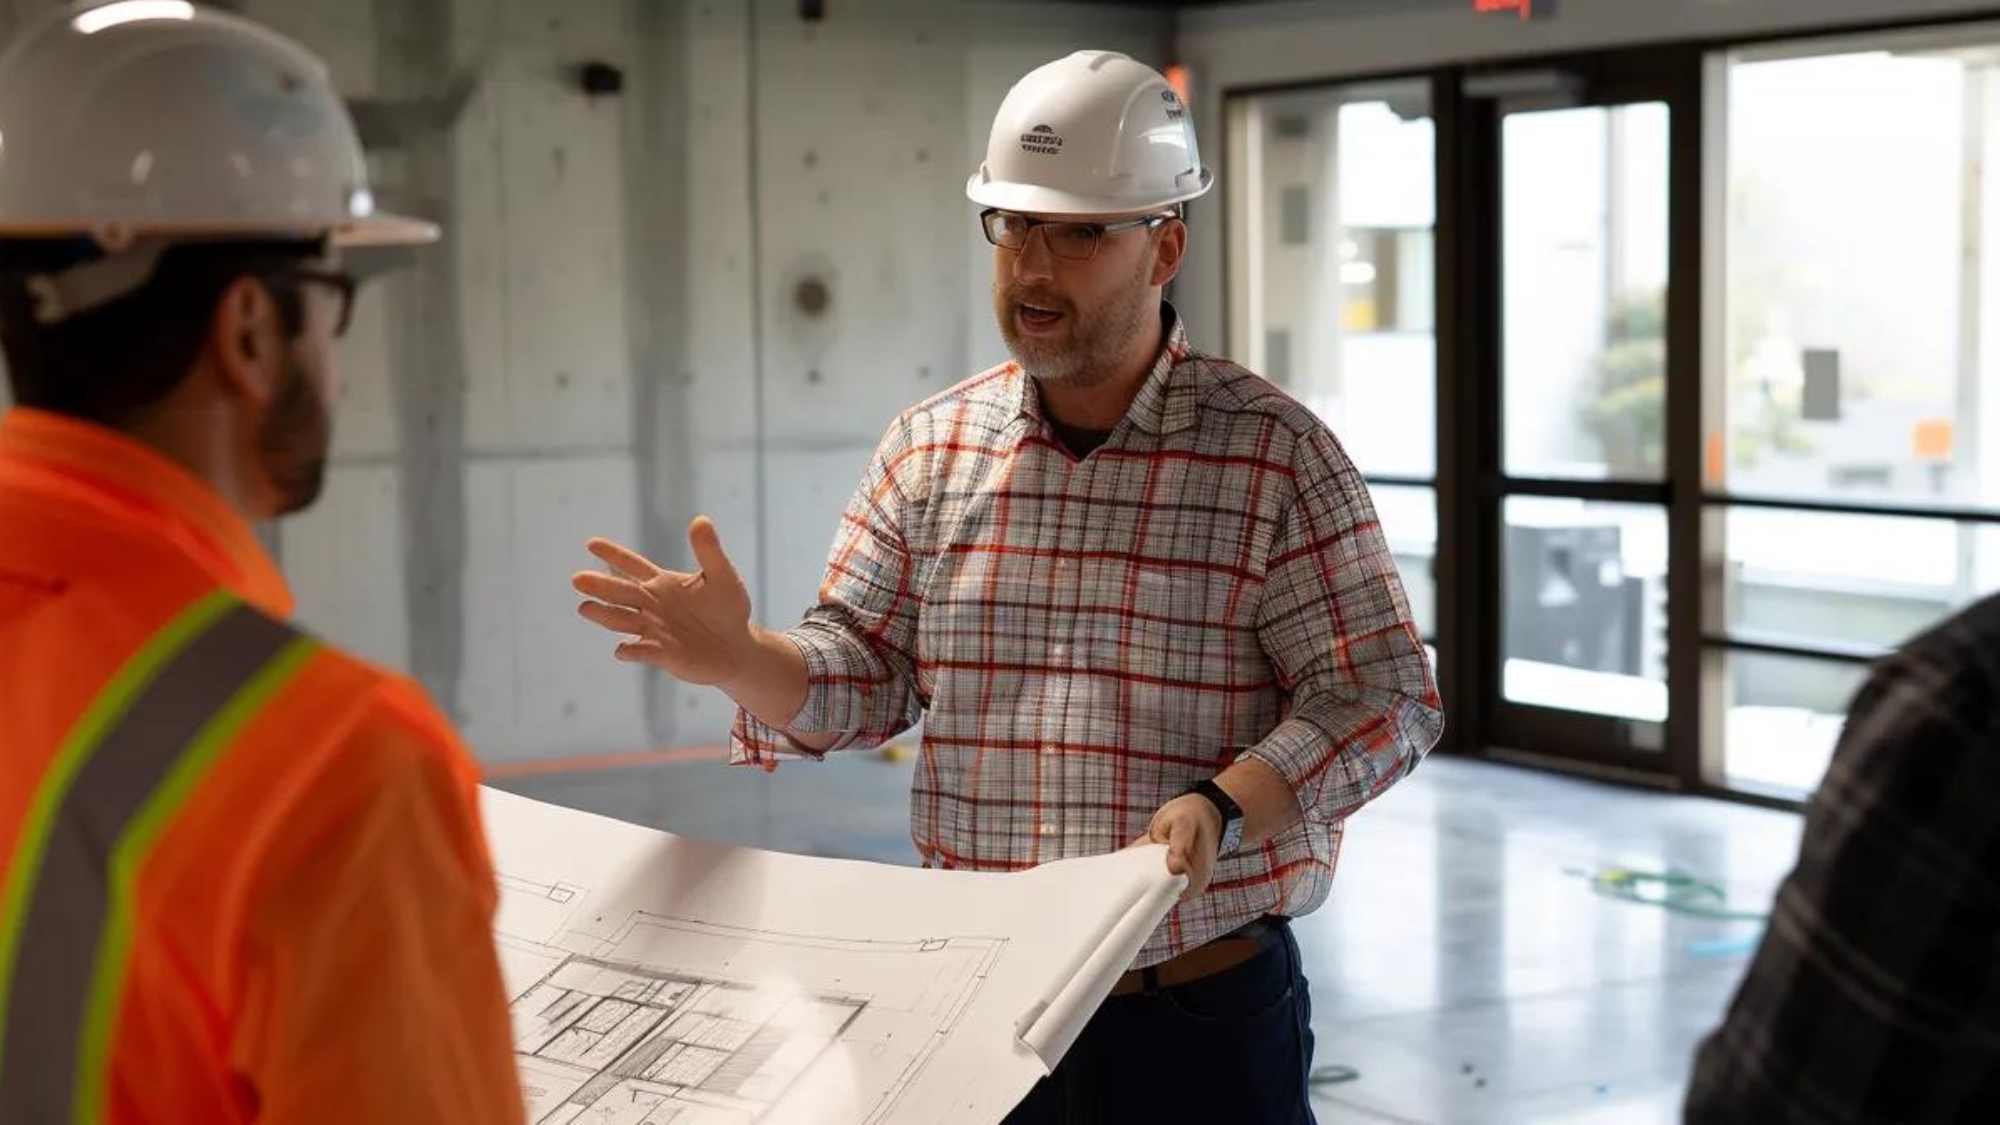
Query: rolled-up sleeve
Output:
[[733, 419, 928, 767], [1245, 428, 1443, 822]]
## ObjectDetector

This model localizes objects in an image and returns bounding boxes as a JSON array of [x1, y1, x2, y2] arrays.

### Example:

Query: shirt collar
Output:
[[0, 407, 294, 617]]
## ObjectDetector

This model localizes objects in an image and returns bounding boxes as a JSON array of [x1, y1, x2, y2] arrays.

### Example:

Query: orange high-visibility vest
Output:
[[0, 408, 524, 1124]]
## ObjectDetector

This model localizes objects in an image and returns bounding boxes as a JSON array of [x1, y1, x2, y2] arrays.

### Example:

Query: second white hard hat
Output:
[[967, 50, 1212, 218], [0, 1, 435, 249]]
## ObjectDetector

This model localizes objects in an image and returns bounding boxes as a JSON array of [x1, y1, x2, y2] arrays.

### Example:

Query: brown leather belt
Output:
[[1109, 919, 1278, 997]]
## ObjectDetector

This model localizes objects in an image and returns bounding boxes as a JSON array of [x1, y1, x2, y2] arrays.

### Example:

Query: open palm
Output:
[[571, 517, 754, 687]]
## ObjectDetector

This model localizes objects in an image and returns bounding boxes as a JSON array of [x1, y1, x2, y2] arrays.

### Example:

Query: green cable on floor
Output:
[[1577, 866, 1771, 923]]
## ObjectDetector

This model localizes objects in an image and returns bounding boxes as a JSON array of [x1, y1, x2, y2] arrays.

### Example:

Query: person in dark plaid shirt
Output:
[[575, 51, 1441, 1124], [1685, 591, 2000, 1122]]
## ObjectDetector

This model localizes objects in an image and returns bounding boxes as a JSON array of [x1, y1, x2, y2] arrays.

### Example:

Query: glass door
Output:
[[1463, 51, 1701, 779]]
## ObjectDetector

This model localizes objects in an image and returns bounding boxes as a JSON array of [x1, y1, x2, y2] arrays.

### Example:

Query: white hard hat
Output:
[[967, 50, 1212, 217], [0, 1, 436, 248]]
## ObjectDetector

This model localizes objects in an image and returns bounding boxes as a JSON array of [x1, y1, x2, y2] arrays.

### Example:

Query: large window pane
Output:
[[1723, 652, 1871, 798], [1722, 38, 2000, 510], [1503, 497, 1668, 722], [1726, 508, 2000, 651], [1230, 81, 1436, 479], [1503, 103, 1670, 482]]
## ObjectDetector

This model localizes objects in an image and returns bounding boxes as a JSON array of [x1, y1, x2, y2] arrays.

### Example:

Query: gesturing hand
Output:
[[571, 517, 755, 688]]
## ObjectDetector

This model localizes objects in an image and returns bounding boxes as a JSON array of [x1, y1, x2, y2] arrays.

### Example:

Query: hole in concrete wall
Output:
[[794, 276, 831, 318], [803, 149, 818, 169], [784, 255, 840, 342], [578, 62, 623, 98]]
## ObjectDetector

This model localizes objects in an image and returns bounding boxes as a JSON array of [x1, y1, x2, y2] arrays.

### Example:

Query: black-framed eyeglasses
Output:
[[979, 208, 1175, 261], [268, 267, 359, 337]]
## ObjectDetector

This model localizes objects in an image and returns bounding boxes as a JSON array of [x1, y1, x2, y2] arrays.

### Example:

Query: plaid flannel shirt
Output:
[[734, 307, 1444, 966], [1686, 592, 2000, 1122]]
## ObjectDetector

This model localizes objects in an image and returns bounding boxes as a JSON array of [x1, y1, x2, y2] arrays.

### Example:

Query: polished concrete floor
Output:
[[492, 753, 1805, 1124]]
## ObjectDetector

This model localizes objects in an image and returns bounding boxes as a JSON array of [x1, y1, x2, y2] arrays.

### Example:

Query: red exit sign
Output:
[[1475, 0, 1549, 17]]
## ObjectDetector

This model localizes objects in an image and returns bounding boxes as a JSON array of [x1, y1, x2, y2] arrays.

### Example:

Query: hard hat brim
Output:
[[965, 171, 1213, 218], [335, 211, 441, 247]]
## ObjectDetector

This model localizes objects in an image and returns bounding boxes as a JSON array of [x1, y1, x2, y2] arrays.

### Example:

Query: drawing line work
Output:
[[500, 897, 1003, 1124]]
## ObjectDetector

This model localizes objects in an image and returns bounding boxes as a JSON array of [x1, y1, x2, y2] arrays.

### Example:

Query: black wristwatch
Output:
[[1188, 778, 1244, 857]]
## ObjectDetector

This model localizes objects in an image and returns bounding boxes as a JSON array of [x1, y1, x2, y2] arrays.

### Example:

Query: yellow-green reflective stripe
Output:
[[71, 636, 318, 1125]]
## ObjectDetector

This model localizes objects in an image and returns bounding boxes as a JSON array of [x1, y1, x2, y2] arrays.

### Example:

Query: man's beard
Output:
[[257, 348, 331, 516], [995, 262, 1155, 389]]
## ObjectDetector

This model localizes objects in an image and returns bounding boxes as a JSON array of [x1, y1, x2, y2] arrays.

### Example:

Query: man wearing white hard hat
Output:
[[575, 50, 1441, 1122], [0, 4, 521, 1122]]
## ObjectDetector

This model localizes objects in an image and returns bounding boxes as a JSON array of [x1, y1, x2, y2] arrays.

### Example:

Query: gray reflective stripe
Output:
[[0, 603, 301, 1125]]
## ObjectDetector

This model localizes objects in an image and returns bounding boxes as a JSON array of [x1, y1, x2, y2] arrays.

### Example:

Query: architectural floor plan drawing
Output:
[[503, 905, 1001, 1124], [482, 788, 1182, 1125]]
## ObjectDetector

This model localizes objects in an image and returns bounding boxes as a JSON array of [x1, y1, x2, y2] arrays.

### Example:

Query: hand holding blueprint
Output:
[[483, 788, 1185, 1124]]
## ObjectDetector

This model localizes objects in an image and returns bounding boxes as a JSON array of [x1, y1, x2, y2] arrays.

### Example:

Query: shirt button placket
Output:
[[1057, 454, 1103, 858], [1045, 552, 1071, 852]]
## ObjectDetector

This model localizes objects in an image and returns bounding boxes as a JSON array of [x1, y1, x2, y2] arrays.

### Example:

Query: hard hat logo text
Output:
[[1020, 124, 1065, 156]]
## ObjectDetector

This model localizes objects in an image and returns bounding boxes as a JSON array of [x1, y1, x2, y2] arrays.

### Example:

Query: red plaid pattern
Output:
[[734, 309, 1443, 966]]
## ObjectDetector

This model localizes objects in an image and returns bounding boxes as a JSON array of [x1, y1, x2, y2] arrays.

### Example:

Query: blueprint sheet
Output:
[[482, 787, 1184, 1125]]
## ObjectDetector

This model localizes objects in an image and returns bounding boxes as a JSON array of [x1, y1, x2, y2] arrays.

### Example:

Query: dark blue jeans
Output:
[[1003, 919, 1318, 1124]]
